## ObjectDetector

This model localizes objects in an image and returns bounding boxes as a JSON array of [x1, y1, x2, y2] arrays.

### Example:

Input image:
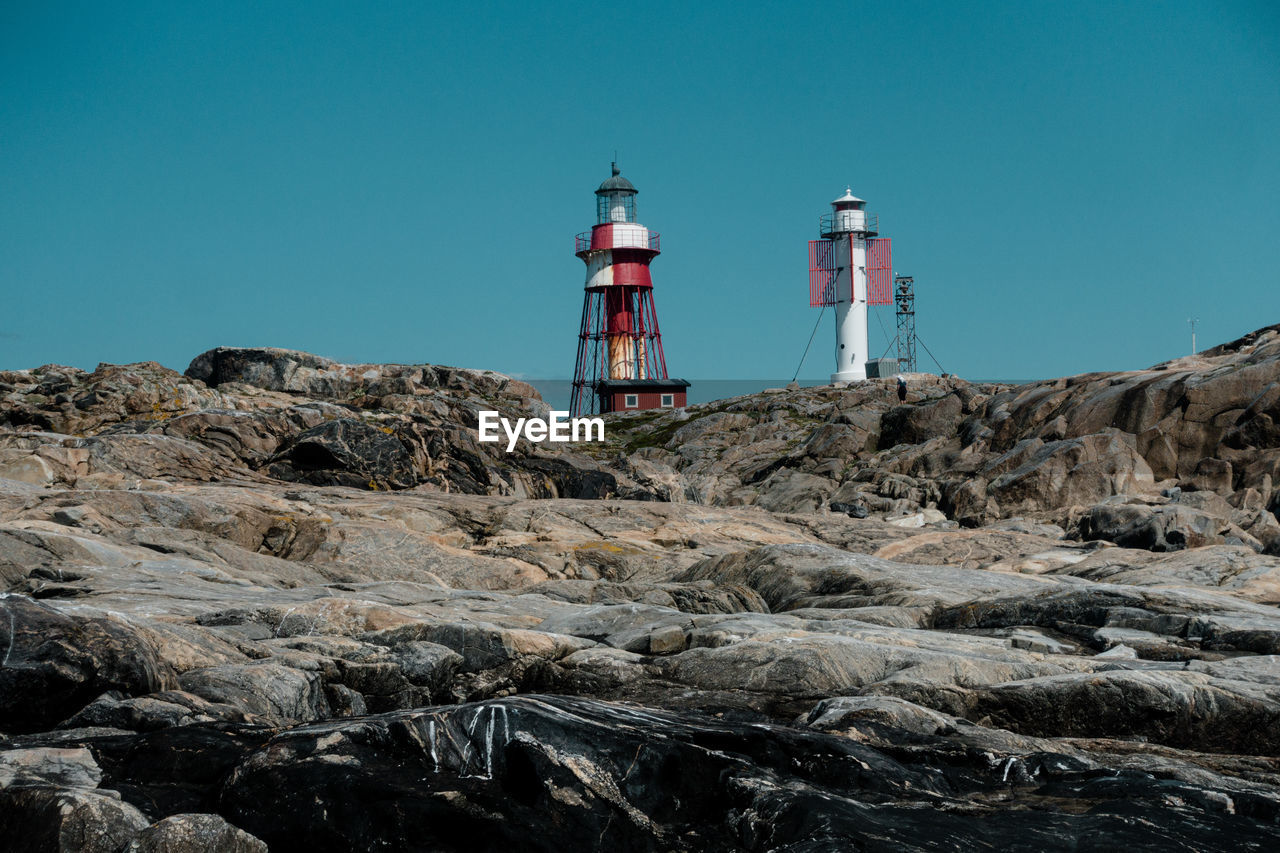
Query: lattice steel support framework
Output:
[[569, 286, 669, 417], [894, 275, 917, 372]]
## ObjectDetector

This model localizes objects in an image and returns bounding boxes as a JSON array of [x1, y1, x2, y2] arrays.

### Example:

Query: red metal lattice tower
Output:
[[570, 164, 684, 417]]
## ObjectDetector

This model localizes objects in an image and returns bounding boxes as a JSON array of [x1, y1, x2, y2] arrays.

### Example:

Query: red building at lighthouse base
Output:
[[595, 378, 690, 413]]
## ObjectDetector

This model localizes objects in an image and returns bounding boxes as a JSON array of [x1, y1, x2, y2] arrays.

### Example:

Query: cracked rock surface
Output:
[[2, 333, 1280, 850]]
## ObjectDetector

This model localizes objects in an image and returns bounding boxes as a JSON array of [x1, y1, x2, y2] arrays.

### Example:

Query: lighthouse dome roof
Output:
[[596, 163, 638, 195], [832, 187, 865, 205]]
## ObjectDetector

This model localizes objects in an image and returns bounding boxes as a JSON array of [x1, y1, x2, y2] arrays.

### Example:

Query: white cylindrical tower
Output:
[[826, 188, 871, 382]]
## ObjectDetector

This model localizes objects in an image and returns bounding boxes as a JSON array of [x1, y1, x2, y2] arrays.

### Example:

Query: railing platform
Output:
[[576, 230, 661, 253], [819, 212, 878, 237]]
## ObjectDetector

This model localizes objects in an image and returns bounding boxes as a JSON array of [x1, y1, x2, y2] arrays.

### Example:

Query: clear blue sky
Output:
[[3, 1, 1277, 380]]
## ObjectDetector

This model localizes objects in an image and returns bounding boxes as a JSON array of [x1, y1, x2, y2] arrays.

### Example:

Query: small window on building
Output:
[[660, 394, 674, 407], [624, 394, 638, 408]]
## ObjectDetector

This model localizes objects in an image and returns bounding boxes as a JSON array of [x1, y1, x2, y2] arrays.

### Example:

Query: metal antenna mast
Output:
[[1188, 317, 1199, 355], [894, 274, 917, 372]]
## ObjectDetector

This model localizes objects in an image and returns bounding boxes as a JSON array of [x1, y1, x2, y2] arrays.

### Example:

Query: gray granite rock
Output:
[[1, 334, 1279, 849]]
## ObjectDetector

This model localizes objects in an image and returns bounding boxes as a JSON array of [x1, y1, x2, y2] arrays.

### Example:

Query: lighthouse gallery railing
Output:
[[575, 231, 661, 253], [819, 212, 878, 237]]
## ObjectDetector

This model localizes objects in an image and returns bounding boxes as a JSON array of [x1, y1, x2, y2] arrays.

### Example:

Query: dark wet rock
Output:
[[829, 500, 869, 518], [178, 664, 330, 724], [63, 690, 249, 731], [0, 785, 149, 853], [85, 695, 1278, 852], [1075, 501, 1259, 552], [510, 454, 619, 500], [266, 418, 418, 490], [0, 596, 177, 733], [969, 670, 1280, 755], [879, 392, 964, 448], [387, 641, 464, 695]]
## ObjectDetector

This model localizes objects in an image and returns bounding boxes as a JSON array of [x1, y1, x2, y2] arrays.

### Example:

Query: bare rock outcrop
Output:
[[595, 325, 1280, 549], [2, 332, 1280, 849]]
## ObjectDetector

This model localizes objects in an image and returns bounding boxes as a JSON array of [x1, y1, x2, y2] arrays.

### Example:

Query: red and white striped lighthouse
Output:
[[570, 163, 689, 416]]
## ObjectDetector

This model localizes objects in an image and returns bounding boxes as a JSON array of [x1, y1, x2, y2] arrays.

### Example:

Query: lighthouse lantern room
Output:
[[808, 188, 893, 382], [570, 164, 689, 416]]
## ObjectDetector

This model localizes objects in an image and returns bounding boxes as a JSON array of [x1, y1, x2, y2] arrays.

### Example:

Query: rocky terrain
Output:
[[1, 329, 1279, 851]]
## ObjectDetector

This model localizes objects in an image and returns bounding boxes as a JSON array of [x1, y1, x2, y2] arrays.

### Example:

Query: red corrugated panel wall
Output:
[[867, 237, 892, 305], [808, 240, 834, 307]]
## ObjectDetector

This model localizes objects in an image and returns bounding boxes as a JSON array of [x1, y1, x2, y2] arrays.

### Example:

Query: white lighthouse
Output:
[[807, 188, 893, 382], [828, 189, 871, 382]]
